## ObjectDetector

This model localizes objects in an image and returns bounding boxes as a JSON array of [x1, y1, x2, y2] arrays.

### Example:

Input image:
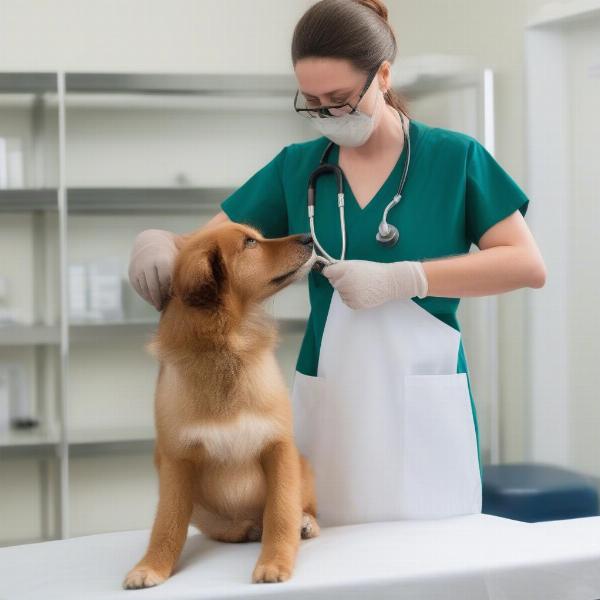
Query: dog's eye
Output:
[[244, 237, 258, 248]]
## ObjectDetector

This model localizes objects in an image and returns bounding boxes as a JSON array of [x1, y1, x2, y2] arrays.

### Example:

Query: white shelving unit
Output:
[[0, 60, 497, 545]]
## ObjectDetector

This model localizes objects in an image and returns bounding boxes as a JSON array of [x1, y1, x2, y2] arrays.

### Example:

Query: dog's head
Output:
[[170, 222, 316, 311]]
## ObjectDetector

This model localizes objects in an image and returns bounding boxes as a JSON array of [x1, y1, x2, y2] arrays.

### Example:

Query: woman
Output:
[[129, 0, 546, 527]]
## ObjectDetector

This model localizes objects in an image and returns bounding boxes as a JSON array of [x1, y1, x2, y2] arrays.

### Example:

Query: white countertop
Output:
[[1, 513, 600, 600]]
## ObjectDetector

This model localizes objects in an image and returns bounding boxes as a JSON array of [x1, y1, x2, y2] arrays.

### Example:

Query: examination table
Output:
[[2, 513, 600, 600]]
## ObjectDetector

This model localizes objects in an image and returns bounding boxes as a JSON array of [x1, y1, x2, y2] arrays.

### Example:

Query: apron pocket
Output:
[[290, 370, 327, 458], [400, 372, 482, 519]]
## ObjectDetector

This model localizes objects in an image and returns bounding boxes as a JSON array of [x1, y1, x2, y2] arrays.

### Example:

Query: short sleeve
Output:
[[465, 139, 529, 246], [219, 146, 289, 239]]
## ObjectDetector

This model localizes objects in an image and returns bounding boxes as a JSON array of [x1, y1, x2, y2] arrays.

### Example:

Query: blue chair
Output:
[[482, 462, 599, 522]]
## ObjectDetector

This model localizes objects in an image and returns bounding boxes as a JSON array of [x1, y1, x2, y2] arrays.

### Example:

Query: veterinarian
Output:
[[128, 0, 546, 527]]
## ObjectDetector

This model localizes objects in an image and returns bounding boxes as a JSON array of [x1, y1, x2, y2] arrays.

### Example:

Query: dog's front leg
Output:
[[123, 457, 194, 589], [252, 440, 302, 583]]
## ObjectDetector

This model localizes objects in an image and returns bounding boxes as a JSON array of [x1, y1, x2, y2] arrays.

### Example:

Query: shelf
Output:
[[0, 424, 155, 458], [0, 321, 156, 346], [0, 424, 60, 458], [0, 424, 152, 447], [68, 187, 232, 214], [0, 73, 57, 94], [0, 63, 486, 102], [63, 64, 485, 100], [62, 93, 296, 111], [0, 424, 59, 448], [70, 315, 308, 340], [69, 319, 156, 343], [68, 425, 154, 445], [0, 316, 307, 347], [527, 0, 600, 28], [0, 187, 232, 214], [70, 439, 155, 456], [0, 189, 57, 212], [65, 72, 297, 96], [0, 323, 59, 346]]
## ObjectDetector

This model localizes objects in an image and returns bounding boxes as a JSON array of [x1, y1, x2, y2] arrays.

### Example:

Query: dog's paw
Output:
[[301, 512, 320, 539], [252, 559, 292, 583], [122, 565, 167, 589]]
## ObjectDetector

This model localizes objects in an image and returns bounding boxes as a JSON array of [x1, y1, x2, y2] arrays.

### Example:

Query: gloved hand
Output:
[[128, 229, 178, 311], [322, 259, 428, 309]]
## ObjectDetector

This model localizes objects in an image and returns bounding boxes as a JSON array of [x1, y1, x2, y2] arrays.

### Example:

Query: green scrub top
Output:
[[220, 118, 530, 475]]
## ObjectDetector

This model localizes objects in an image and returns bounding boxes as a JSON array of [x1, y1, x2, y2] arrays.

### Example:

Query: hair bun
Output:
[[355, 0, 389, 22]]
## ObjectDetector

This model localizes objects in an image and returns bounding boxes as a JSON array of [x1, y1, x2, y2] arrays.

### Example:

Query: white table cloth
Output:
[[2, 514, 600, 600]]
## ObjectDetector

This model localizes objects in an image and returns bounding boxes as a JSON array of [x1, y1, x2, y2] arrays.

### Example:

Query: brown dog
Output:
[[122, 221, 321, 589]]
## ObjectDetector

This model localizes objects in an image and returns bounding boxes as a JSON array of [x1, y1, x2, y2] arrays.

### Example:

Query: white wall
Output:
[[565, 15, 600, 474], [0, 0, 313, 73]]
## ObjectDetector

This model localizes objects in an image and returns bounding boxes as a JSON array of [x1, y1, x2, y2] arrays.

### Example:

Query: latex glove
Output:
[[128, 229, 178, 311], [322, 259, 428, 309]]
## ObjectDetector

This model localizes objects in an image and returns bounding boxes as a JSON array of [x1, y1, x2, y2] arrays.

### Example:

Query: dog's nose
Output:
[[297, 234, 313, 246]]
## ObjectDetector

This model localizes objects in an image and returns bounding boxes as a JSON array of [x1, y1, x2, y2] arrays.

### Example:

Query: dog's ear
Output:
[[181, 245, 228, 310]]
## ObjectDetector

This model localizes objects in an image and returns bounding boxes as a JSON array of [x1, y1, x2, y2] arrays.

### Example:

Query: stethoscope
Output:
[[308, 110, 411, 272]]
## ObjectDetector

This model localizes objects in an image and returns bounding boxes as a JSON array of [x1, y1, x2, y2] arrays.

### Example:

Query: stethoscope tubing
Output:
[[309, 192, 345, 263], [308, 109, 410, 265]]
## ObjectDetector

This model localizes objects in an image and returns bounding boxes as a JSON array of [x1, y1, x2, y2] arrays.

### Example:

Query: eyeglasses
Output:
[[293, 64, 380, 118]]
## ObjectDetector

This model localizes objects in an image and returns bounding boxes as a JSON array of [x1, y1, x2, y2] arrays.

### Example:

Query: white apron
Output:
[[291, 290, 482, 527]]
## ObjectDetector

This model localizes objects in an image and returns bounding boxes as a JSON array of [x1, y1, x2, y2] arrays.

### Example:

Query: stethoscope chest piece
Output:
[[375, 222, 399, 246]]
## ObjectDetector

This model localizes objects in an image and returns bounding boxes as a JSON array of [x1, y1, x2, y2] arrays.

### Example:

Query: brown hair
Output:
[[291, 0, 409, 116]]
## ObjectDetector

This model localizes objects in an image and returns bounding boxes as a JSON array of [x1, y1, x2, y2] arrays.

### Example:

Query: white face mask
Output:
[[310, 88, 383, 147]]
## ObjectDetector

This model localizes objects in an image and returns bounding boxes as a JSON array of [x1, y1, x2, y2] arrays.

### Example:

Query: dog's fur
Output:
[[123, 222, 320, 588]]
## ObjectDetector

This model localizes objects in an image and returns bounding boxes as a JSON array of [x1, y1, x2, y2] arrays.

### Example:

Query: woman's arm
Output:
[[421, 210, 546, 298], [322, 209, 546, 310]]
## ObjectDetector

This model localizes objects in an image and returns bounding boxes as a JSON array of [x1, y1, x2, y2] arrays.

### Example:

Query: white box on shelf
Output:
[[87, 258, 124, 321], [0, 137, 23, 189], [70, 259, 126, 322]]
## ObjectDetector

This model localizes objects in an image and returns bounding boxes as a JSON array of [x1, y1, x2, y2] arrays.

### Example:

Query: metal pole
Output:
[[482, 68, 500, 465], [57, 71, 70, 539]]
